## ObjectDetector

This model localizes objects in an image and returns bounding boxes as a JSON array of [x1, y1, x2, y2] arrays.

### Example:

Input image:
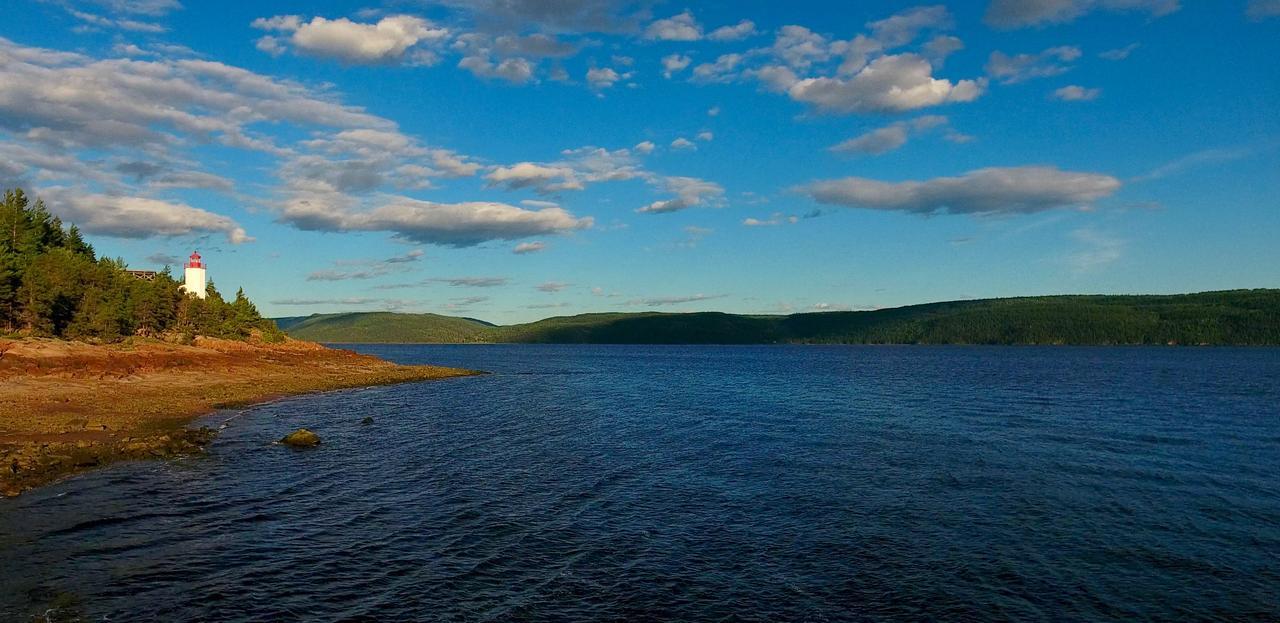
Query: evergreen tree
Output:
[[0, 186, 279, 343], [17, 249, 91, 335], [0, 251, 19, 331], [230, 287, 262, 336], [64, 225, 94, 257]]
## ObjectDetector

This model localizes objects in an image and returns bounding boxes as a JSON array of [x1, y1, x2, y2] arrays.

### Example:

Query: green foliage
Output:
[[0, 187, 278, 342], [281, 291, 1280, 346]]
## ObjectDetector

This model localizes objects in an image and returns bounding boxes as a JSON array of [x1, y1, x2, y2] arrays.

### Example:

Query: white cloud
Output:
[[586, 66, 626, 89], [250, 14, 302, 31], [743, 212, 800, 227], [708, 20, 757, 41], [750, 65, 800, 92], [830, 125, 909, 155], [443, 295, 489, 310], [279, 194, 593, 246], [430, 0, 648, 33], [626, 293, 726, 307], [143, 170, 236, 191], [985, 0, 1180, 29], [696, 131, 714, 142], [271, 297, 413, 309], [691, 53, 743, 83], [707, 106, 721, 116], [252, 14, 449, 64], [867, 5, 953, 48], [487, 162, 579, 192], [670, 6, 980, 117], [789, 54, 984, 114], [636, 176, 724, 214], [986, 46, 1081, 84], [0, 37, 565, 252], [458, 55, 535, 83], [661, 53, 691, 78], [513, 241, 547, 254], [93, 0, 182, 16], [1098, 43, 1139, 60], [833, 117, 954, 157], [255, 36, 287, 57], [1052, 85, 1101, 101], [803, 166, 1121, 216], [0, 38, 391, 154], [306, 250, 423, 281], [536, 281, 570, 292], [145, 252, 182, 265], [547, 65, 570, 82], [633, 140, 655, 154], [491, 33, 578, 58], [431, 151, 483, 177], [520, 199, 560, 207], [670, 137, 696, 151], [288, 129, 480, 194], [644, 11, 702, 41], [63, 6, 167, 33], [44, 190, 251, 243], [923, 35, 964, 66], [771, 25, 837, 70], [485, 146, 644, 194], [429, 276, 509, 287], [0, 37, 488, 245]]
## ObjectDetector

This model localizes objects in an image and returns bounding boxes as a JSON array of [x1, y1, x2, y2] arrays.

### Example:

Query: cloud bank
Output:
[[803, 166, 1121, 216]]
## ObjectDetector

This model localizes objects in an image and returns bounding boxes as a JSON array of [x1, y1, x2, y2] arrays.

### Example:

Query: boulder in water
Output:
[[280, 429, 321, 447], [360, 416, 374, 426]]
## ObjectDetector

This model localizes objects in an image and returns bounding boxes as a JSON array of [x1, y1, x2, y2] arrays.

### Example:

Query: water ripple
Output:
[[1, 345, 1279, 621]]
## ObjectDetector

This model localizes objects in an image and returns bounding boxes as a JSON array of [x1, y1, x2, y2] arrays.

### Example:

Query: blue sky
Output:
[[2, 0, 1278, 322]]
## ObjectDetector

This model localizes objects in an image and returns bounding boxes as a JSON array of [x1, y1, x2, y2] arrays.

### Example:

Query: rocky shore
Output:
[[0, 337, 477, 497]]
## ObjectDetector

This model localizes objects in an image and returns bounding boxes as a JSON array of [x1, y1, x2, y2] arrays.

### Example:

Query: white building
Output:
[[181, 251, 207, 299]]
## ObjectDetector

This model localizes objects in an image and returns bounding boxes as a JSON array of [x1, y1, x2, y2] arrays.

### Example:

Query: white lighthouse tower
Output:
[[181, 251, 207, 299]]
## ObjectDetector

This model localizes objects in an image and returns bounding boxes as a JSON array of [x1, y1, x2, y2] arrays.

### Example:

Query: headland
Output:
[[0, 337, 477, 497]]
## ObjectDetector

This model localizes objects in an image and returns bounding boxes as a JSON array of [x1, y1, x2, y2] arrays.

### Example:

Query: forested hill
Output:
[[280, 290, 1280, 346], [1, 188, 279, 342]]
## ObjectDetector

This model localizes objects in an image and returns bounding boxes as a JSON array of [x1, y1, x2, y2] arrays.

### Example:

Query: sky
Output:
[[1, 0, 1278, 323]]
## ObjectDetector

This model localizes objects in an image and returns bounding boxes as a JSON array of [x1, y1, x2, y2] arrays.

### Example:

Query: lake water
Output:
[[2, 345, 1278, 621]]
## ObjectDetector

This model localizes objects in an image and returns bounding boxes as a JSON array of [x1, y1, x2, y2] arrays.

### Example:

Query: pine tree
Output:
[[0, 251, 20, 331], [63, 225, 94, 257], [67, 284, 131, 341], [230, 287, 262, 336], [133, 273, 178, 337]]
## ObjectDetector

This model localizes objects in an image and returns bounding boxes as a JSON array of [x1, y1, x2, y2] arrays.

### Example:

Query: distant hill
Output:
[[277, 290, 1280, 346], [280, 312, 493, 343], [271, 316, 313, 332]]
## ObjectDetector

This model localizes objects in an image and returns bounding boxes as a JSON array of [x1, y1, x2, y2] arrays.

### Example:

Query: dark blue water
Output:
[[2, 345, 1279, 621]]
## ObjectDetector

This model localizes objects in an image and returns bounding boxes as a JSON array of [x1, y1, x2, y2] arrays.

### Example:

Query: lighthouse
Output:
[[181, 251, 207, 299]]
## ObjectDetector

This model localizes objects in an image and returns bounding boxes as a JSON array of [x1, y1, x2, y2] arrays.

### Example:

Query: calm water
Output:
[[2, 345, 1279, 621]]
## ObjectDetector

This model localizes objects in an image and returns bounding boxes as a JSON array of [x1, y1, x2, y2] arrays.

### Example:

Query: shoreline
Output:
[[316, 341, 1258, 347], [0, 337, 480, 498]]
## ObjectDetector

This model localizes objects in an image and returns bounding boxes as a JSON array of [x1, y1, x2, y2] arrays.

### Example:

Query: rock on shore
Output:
[[280, 428, 321, 447]]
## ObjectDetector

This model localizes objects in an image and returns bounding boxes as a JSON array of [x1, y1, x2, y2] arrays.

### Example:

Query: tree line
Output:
[[284, 292, 1280, 346], [0, 188, 282, 342]]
